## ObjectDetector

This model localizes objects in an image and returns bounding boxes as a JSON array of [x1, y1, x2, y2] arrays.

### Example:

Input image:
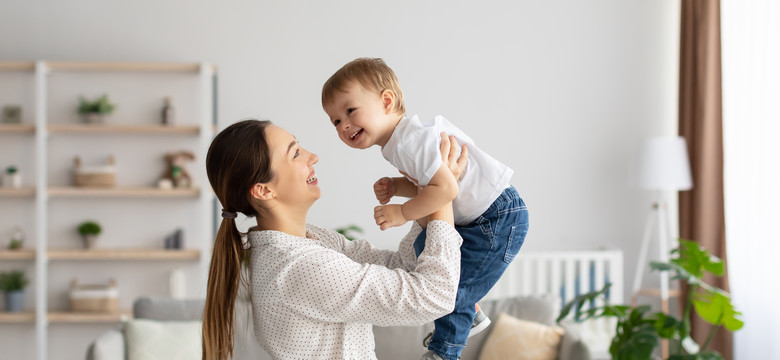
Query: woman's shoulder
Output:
[[305, 224, 348, 248]]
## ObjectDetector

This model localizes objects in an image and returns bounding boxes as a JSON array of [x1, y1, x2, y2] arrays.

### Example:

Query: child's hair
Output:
[[202, 119, 274, 360], [322, 57, 406, 115]]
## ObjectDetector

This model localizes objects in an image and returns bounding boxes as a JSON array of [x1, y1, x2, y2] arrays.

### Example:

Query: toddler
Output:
[[322, 58, 529, 360]]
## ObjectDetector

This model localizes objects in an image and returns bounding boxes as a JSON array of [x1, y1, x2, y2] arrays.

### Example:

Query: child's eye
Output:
[[347, 108, 356, 115], [333, 119, 341, 126]]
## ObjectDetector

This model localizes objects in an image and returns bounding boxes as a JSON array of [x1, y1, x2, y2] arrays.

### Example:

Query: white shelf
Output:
[[0, 60, 216, 360], [48, 248, 200, 261], [48, 186, 199, 198], [0, 124, 35, 134], [0, 187, 35, 197], [0, 250, 35, 260], [47, 123, 203, 135]]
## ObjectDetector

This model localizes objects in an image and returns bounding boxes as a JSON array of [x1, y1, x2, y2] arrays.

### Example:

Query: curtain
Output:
[[678, 0, 732, 359], [722, 0, 780, 359]]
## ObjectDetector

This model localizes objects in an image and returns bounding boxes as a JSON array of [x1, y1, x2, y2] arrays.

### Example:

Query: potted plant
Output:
[[557, 239, 743, 360], [0, 270, 29, 312], [2, 165, 22, 189], [78, 221, 102, 249], [78, 94, 116, 123], [8, 226, 25, 250]]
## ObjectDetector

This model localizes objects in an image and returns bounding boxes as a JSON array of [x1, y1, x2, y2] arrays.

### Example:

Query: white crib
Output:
[[484, 249, 624, 360]]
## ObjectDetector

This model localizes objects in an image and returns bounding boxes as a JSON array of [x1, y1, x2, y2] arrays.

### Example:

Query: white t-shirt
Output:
[[381, 114, 514, 225], [248, 221, 462, 360]]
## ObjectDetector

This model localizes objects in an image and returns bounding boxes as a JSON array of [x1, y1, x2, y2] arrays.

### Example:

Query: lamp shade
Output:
[[636, 136, 693, 191]]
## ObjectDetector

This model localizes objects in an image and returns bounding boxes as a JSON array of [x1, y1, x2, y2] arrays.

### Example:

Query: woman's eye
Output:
[[294, 149, 300, 158]]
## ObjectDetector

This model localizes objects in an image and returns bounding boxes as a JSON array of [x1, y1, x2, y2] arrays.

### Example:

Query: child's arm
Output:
[[375, 165, 457, 230], [373, 176, 418, 204]]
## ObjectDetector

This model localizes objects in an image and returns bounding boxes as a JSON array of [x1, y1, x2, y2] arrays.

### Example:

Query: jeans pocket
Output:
[[503, 225, 526, 264]]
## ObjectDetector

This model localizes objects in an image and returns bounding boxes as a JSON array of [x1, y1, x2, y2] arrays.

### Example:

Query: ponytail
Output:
[[202, 217, 244, 360], [202, 120, 274, 360]]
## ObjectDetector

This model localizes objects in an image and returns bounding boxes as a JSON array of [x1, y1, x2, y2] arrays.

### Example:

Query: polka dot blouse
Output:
[[248, 220, 462, 359]]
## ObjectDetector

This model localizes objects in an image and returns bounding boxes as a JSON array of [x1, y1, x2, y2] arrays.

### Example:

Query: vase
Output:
[[1, 173, 21, 189], [82, 234, 99, 249], [4, 290, 24, 312]]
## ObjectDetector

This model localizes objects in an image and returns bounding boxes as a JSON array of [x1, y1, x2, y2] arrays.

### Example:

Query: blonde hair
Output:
[[203, 120, 274, 360], [322, 57, 406, 115]]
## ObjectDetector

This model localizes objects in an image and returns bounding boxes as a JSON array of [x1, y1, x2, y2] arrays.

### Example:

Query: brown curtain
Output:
[[678, 0, 731, 359]]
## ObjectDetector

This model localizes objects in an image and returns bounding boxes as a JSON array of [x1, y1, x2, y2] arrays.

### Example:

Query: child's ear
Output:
[[381, 89, 396, 114], [249, 183, 276, 201]]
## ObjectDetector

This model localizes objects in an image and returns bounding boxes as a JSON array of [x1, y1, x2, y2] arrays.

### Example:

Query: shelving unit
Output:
[[0, 60, 216, 360]]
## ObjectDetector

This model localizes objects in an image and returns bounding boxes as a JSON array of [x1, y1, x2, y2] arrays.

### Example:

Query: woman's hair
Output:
[[202, 119, 274, 360], [321, 57, 406, 115]]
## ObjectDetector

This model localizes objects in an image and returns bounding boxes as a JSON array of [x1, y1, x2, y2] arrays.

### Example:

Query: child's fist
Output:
[[374, 204, 406, 230], [373, 177, 396, 205]]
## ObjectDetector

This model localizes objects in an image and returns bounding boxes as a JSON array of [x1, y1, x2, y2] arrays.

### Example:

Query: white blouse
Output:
[[248, 220, 462, 359]]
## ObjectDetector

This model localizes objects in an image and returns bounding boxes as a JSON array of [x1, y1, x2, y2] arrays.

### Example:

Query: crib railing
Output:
[[483, 249, 623, 360]]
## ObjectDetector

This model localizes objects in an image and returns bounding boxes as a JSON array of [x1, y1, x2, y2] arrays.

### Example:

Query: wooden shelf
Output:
[[48, 187, 199, 198], [0, 61, 35, 71], [0, 187, 35, 197], [48, 310, 131, 323], [48, 248, 200, 261], [47, 123, 201, 135], [0, 250, 35, 260], [46, 61, 213, 73], [0, 124, 35, 134], [0, 312, 35, 323]]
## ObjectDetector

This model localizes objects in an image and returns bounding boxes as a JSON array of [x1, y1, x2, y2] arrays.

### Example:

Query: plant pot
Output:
[[4, 290, 24, 312], [82, 234, 99, 249], [82, 113, 106, 124], [1, 173, 22, 189]]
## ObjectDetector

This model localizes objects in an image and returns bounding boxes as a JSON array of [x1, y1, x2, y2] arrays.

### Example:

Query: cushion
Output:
[[125, 319, 201, 360], [88, 328, 125, 360], [478, 313, 565, 360]]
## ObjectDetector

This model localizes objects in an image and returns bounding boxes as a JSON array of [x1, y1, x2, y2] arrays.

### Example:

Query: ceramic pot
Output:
[[4, 290, 24, 312], [82, 234, 99, 249], [82, 113, 106, 124], [1, 173, 21, 189]]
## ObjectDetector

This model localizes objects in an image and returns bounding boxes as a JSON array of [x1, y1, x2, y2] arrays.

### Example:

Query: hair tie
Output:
[[221, 209, 238, 219]]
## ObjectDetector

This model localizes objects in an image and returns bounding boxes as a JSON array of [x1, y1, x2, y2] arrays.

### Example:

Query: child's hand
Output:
[[373, 177, 396, 205], [374, 204, 407, 230]]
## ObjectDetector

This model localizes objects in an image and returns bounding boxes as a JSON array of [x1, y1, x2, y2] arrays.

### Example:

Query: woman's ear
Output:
[[249, 183, 275, 201], [381, 89, 396, 114]]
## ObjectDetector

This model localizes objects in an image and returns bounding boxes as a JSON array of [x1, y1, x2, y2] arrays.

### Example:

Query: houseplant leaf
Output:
[[693, 290, 744, 332], [556, 283, 612, 322], [673, 239, 724, 278]]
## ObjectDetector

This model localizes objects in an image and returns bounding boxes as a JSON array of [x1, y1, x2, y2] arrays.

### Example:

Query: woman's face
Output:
[[265, 124, 321, 206]]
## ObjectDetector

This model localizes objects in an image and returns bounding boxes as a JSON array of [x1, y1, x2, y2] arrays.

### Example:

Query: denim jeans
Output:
[[414, 186, 529, 360]]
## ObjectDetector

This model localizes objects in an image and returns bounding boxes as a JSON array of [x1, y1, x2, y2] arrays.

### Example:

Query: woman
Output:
[[202, 119, 468, 360]]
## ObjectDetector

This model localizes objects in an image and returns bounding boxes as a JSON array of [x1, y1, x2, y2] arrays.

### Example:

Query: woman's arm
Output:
[[270, 220, 462, 327]]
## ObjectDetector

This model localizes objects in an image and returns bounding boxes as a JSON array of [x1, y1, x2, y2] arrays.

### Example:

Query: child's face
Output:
[[323, 80, 397, 149]]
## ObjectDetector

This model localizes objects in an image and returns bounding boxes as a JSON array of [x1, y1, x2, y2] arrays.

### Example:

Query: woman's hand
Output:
[[421, 133, 468, 227]]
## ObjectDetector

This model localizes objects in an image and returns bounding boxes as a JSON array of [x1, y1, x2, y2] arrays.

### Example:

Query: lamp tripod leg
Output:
[[631, 206, 657, 307]]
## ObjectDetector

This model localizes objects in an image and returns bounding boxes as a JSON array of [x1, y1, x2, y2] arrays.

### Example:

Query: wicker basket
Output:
[[73, 156, 116, 187], [69, 278, 118, 313]]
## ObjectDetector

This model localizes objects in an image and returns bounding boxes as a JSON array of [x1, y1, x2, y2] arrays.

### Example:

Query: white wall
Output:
[[0, 0, 680, 359]]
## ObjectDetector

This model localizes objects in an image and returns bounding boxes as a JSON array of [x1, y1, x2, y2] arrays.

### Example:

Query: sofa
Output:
[[87, 295, 591, 360]]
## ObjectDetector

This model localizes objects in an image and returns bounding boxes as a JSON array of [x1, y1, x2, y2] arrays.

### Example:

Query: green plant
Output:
[[78, 94, 116, 115], [0, 270, 29, 292], [335, 224, 364, 241], [557, 239, 743, 360], [77, 221, 102, 236], [5, 166, 17, 174]]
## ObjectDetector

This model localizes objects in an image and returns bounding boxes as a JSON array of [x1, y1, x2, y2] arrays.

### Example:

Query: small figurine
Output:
[[161, 97, 175, 125], [160, 151, 195, 188]]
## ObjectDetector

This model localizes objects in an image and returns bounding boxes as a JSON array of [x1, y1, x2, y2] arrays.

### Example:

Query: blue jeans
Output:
[[414, 186, 529, 360]]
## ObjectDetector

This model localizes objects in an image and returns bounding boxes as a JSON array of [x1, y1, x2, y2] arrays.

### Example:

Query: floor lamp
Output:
[[630, 136, 693, 312]]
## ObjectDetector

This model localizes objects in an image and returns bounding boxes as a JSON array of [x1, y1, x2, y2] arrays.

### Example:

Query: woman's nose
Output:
[[309, 152, 319, 165]]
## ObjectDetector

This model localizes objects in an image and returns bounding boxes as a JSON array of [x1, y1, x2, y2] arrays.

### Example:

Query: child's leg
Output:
[[426, 187, 529, 360]]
